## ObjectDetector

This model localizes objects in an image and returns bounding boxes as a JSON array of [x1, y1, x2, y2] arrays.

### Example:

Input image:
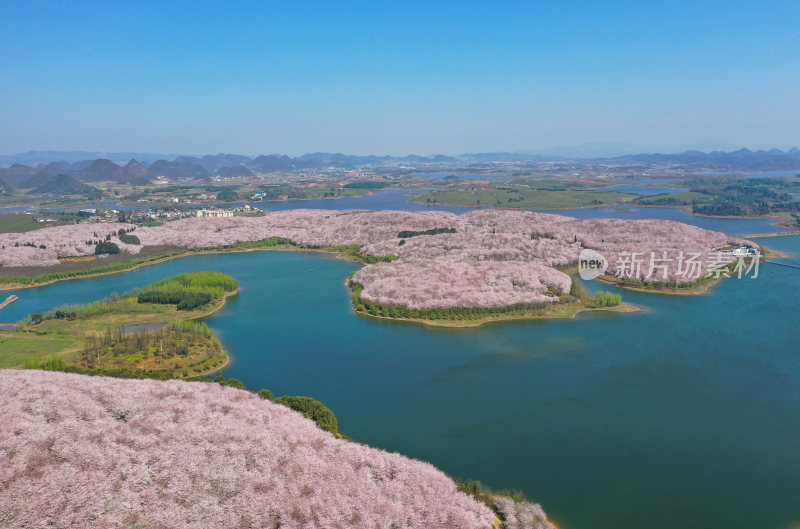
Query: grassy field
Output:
[[411, 187, 636, 209], [0, 332, 82, 368], [0, 212, 75, 233], [634, 191, 708, 206], [0, 272, 236, 377]]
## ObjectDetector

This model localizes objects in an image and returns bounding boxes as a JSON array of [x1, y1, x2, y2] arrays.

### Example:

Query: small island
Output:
[[348, 276, 637, 327], [2, 271, 237, 377]]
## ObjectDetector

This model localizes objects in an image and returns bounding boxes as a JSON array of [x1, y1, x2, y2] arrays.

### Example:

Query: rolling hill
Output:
[[0, 370, 554, 529], [147, 159, 211, 180], [31, 173, 99, 195]]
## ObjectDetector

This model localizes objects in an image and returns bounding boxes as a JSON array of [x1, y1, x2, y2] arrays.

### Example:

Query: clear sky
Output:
[[1, 0, 798, 156]]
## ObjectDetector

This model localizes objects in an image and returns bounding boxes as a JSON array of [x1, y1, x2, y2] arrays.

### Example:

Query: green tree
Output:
[[276, 395, 338, 434], [94, 241, 120, 255]]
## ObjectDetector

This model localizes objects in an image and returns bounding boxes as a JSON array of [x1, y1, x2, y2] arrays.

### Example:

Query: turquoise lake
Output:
[[1, 224, 798, 529]]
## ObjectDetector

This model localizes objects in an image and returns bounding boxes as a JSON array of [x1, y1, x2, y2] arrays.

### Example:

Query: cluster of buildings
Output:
[[196, 208, 234, 218]]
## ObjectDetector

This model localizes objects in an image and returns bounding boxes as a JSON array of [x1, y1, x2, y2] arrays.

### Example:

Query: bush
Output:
[[226, 378, 246, 390], [276, 396, 338, 434], [137, 271, 238, 310], [119, 233, 140, 245], [216, 190, 238, 202], [95, 241, 120, 255], [258, 389, 275, 401], [397, 227, 456, 238], [587, 290, 622, 307]]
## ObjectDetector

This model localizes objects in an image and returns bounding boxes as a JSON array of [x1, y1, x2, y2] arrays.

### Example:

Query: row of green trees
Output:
[[349, 281, 563, 320], [194, 236, 292, 252], [0, 248, 189, 286], [29, 292, 128, 324], [138, 290, 213, 310], [397, 227, 456, 238], [587, 291, 622, 307], [137, 271, 239, 310], [612, 265, 739, 290]]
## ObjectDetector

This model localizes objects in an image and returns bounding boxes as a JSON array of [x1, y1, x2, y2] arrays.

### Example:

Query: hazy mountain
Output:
[[0, 151, 178, 166], [609, 148, 800, 170], [459, 152, 544, 162], [41, 162, 74, 176], [3, 148, 799, 176], [147, 159, 211, 180], [216, 164, 255, 178], [80, 159, 125, 182], [123, 159, 150, 184], [18, 171, 56, 189], [69, 159, 97, 173], [175, 154, 253, 171], [249, 154, 296, 172], [0, 164, 37, 187], [32, 174, 98, 195], [202, 154, 252, 171]]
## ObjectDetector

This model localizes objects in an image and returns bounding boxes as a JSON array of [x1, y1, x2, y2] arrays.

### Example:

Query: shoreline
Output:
[[346, 277, 642, 327], [352, 301, 641, 328], [0, 244, 354, 292], [188, 288, 240, 378], [3, 238, 784, 302], [408, 195, 800, 232], [1, 286, 239, 378], [594, 275, 720, 296]]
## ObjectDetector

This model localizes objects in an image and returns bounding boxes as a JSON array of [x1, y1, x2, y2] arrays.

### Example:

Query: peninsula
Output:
[[0, 210, 757, 325]]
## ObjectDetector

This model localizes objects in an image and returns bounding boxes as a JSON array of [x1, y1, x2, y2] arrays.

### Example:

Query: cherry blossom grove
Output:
[[0, 370, 557, 529], [0, 209, 755, 306]]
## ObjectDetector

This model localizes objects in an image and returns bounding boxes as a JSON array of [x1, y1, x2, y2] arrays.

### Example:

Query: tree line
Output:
[[397, 227, 456, 239]]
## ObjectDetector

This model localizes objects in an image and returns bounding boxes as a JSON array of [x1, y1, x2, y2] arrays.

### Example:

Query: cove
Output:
[[1, 236, 799, 529]]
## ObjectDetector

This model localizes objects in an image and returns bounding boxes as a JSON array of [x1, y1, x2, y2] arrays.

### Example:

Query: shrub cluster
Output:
[[138, 290, 213, 310], [274, 395, 339, 434], [587, 290, 622, 307], [397, 227, 456, 238], [94, 241, 120, 255], [119, 233, 140, 245], [350, 281, 564, 320], [136, 271, 238, 310]]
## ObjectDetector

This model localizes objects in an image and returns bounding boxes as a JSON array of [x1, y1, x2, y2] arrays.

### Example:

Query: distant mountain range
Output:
[[1, 148, 799, 188], [1, 167, 100, 195], [606, 147, 800, 171]]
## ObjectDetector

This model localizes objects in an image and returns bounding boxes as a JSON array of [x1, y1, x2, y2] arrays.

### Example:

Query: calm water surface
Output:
[[2, 232, 799, 529]]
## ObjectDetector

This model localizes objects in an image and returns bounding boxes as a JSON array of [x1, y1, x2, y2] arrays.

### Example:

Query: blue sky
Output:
[[1, 1, 798, 156]]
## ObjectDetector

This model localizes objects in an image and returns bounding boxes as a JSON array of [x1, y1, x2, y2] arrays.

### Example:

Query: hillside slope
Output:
[[0, 370, 553, 529]]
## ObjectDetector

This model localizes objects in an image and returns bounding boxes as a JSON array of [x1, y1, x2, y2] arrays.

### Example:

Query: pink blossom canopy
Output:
[[0, 209, 754, 308]]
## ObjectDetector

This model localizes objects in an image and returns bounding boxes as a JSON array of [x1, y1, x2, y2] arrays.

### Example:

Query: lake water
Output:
[[1, 232, 799, 529]]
